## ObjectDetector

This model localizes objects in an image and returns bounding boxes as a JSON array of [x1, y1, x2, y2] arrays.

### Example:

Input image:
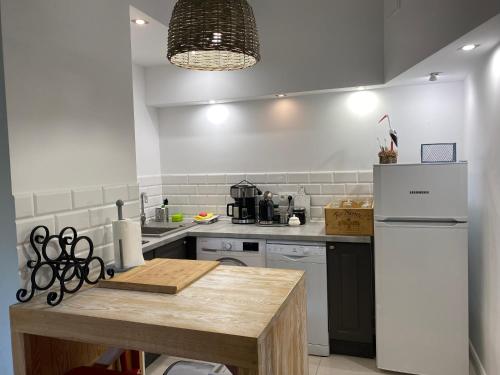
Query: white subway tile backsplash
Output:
[[55, 210, 90, 232], [311, 195, 335, 206], [95, 244, 114, 264], [197, 185, 219, 195], [158, 171, 372, 224], [278, 184, 299, 193], [139, 175, 162, 187], [216, 185, 231, 195], [302, 184, 321, 195], [163, 185, 180, 195], [169, 196, 190, 205], [128, 184, 140, 200], [203, 195, 226, 205], [188, 174, 207, 184], [189, 195, 207, 205], [357, 170, 374, 183], [72, 187, 103, 209], [140, 185, 162, 197], [333, 171, 358, 183], [246, 173, 267, 183], [310, 207, 325, 219], [287, 173, 309, 183], [123, 201, 140, 219], [321, 184, 346, 195], [80, 226, 106, 248], [162, 174, 188, 185], [346, 183, 371, 195], [309, 172, 333, 183], [35, 191, 72, 215], [89, 205, 117, 227], [267, 173, 287, 184], [103, 185, 128, 204], [163, 185, 197, 195], [16, 216, 55, 244], [103, 225, 113, 244], [144, 195, 163, 208], [225, 174, 246, 184], [14, 193, 34, 219], [206, 174, 226, 184]]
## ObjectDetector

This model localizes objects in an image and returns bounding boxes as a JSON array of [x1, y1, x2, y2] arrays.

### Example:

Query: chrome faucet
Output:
[[140, 192, 148, 227]]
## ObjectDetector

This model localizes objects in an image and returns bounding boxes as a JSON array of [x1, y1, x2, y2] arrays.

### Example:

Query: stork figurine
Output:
[[378, 114, 398, 151]]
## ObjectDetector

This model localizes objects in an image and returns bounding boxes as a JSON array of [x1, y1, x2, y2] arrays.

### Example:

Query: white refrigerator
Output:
[[373, 163, 469, 375]]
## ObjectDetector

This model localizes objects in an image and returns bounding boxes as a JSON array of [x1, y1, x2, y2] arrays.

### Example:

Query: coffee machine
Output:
[[227, 181, 262, 224]]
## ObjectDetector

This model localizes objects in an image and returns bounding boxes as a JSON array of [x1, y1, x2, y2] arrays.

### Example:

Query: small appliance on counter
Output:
[[257, 191, 297, 226], [155, 198, 169, 223], [226, 180, 262, 224], [258, 191, 275, 225]]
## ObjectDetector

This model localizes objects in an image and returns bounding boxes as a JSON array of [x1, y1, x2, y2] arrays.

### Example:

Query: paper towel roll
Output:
[[112, 220, 145, 269]]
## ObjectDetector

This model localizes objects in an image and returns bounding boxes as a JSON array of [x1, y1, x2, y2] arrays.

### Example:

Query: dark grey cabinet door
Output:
[[155, 239, 188, 259], [327, 241, 375, 357]]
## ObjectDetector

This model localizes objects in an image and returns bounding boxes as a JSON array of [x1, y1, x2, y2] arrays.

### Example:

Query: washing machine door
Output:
[[217, 257, 247, 267]]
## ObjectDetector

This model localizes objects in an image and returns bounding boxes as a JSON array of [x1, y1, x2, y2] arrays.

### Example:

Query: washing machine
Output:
[[196, 237, 266, 267]]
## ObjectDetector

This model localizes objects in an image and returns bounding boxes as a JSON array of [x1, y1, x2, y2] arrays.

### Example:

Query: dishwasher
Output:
[[266, 241, 329, 356]]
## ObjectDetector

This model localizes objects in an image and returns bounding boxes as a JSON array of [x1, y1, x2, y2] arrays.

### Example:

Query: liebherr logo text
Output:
[[409, 190, 430, 195]]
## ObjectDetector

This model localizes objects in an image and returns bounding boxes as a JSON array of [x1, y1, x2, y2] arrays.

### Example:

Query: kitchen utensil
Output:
[[155, 207, 168, 222], [288, 215, 301, 226], [258, 191, 275, 224], [99, 258, 219, 294], [293, 208, 306, 225]]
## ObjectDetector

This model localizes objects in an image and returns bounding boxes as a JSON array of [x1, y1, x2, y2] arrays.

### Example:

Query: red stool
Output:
[[65, 349, 141, 375]]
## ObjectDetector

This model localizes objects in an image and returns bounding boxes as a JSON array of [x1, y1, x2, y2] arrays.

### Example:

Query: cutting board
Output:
[[99, 258, 219, 294]]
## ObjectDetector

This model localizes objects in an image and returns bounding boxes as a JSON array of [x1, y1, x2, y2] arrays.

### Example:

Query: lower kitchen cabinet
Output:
[[327, 240, 375, 358], [142, 236, 197, 368], [143, 237, 197, 261]]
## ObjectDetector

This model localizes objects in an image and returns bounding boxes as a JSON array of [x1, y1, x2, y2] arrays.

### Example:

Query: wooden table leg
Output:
[[11, 334, 108, 375], [256, 277, 308, 375], [11, 331, 28, 375]]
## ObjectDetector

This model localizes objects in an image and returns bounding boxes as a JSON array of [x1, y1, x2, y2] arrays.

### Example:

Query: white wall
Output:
[[384, 0, 500, 81], [1, 0, 138, 193], [158, 81, 465, 174], [145, 0, 384, 106], [465, 43, 500, 375], [133, 64, 161, 177], [0, 10, 20, 374]]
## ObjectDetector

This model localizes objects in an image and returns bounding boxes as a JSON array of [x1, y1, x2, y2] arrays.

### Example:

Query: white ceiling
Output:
[[387, 13, 500, 87], [128, 2, 500, 106], [130, 6, 170, 67]]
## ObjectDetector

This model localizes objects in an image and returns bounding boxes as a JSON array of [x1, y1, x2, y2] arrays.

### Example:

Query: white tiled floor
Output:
[[148, 354, 477, 375], [309, 355, 477, 375]]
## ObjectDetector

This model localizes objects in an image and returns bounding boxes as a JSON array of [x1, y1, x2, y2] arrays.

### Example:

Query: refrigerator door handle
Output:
[[375, 216, 467, 223], [375, 220, 468, 229]]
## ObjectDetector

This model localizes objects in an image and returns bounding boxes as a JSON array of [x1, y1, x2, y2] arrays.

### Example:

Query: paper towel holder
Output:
[[16, 226, 114, 307]]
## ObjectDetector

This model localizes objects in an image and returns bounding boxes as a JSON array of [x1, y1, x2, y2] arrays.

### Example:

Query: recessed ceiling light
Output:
[[276, 94, 287, 98], [460, 44, 479, 52], [131, 19, 149, 25], [429, 72, 441, 82]]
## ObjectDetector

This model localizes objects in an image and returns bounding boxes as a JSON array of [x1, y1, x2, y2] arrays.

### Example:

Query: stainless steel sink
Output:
[[141, 222, 195, 237]]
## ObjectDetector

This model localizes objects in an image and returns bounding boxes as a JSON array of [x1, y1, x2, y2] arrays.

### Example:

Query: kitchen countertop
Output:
[[142, 220, 371, 253], [10, 265, 308, 374]]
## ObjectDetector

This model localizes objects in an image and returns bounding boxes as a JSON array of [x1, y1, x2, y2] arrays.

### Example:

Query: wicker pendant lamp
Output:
[[167, 0, 261, 71]]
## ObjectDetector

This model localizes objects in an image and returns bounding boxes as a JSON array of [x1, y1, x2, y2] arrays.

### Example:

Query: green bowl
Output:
[[171, 213, 184, 222]]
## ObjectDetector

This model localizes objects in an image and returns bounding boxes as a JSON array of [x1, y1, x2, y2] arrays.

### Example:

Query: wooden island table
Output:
[[10, 266, 307, 375]]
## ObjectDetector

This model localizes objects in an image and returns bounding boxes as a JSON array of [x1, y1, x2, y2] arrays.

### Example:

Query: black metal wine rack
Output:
[[16, 225, 114, 306]]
